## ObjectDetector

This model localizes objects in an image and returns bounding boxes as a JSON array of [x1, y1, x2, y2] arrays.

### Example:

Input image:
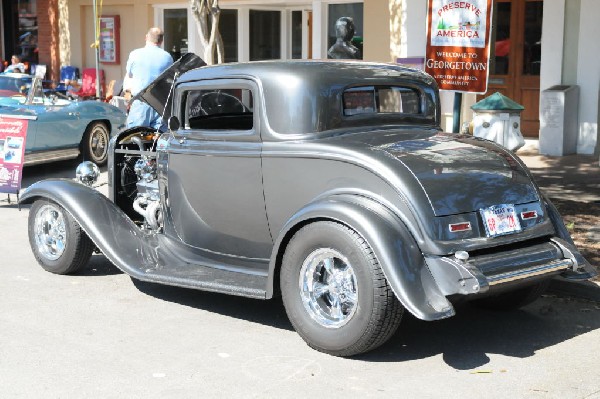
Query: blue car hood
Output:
[[377, 133, 539, 216], [0, 103, 38, 118]]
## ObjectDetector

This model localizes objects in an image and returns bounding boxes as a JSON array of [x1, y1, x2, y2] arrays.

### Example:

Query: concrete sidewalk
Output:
[[518, 139, 600, 301], [518, 139, 600, 203]]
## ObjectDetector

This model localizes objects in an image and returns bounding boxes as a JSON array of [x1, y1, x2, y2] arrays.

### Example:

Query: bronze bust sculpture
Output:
[[327, 17, 361, 59]]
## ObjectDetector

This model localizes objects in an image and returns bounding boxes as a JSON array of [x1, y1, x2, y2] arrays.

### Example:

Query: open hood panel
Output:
[[133, 53, 206, 120]]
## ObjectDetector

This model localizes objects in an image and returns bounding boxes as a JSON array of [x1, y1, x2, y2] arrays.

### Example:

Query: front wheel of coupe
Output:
[[28, 199, 94, 275], [280, 221, 404, 357]]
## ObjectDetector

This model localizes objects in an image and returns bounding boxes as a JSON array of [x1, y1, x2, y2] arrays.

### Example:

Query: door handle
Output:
[[68, 112, 80, 117]]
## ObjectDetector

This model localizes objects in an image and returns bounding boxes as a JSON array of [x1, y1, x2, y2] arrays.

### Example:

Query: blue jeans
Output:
[[127, 100, 165, 131]]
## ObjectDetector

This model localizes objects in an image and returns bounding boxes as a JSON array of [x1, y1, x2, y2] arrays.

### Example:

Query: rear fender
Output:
[[544, 194, 575, 245], [19, 179, 160, 275], [268, 194, 455, 321]]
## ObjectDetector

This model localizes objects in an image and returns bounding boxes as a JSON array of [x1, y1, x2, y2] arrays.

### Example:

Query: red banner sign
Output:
[[425, 0, 493, 93], [0, 117, 29, 194]]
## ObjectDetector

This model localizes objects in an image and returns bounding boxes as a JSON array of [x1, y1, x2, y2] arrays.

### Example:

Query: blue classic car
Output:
[[0, 73, 126, 165]]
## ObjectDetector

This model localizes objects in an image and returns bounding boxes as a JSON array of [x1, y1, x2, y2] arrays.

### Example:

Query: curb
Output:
[[547, 278, 600, 302]]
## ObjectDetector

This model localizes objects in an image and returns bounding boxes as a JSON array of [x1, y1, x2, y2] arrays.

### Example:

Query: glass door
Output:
[[163, 9, 188, 61], [250, 10, 281, 61], [485, 0, 543, 137]]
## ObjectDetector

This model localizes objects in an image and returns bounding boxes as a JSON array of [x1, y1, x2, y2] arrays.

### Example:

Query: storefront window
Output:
[[164, 9, 188, 61], [291, 11, 302, 59], [327, 3, 363, 60], [250, 10, 281, 61], [17, 0, 38, 64], [490, 2, 511, 76], [523, 1, 543, 76], [220, 9, 238, 63]]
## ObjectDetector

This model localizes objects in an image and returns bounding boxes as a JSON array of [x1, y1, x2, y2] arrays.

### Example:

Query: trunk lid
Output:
[[378, 133, 539, 216]]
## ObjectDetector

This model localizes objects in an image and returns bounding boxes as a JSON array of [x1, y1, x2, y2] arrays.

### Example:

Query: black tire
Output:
[[472, 280, 550, 311], [81, 122, 109, 165], [280, 221, 404, 357], [28, 199, 94, 275]]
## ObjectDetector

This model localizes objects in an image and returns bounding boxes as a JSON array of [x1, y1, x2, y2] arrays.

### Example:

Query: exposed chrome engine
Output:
[[131, 156, 162, 231], [115, 131, 163, 232]]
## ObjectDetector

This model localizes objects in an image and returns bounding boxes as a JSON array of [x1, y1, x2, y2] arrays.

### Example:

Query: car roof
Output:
[[179, 59, 434, 85], [178, 60, 440, 135]]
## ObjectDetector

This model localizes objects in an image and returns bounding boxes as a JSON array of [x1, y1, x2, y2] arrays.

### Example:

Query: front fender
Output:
[[19, 179, 160, 276], [268, 194, 455, 321]]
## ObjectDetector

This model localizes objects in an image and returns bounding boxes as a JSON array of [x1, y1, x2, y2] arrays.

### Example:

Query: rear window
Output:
[[343, 86, 421, 116]]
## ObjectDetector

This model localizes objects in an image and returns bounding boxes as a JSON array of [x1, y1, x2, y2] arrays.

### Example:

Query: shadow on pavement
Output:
[[359, 295, 600, 367], [126, 267, 600, 367], [131, 277, 294, 331], [519, 153, 600, 202]]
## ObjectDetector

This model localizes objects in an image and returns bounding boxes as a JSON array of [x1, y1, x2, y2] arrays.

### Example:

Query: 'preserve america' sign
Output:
[[425, 0, 493, 93]]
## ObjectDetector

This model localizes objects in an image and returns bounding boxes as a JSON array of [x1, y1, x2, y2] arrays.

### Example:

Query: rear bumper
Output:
[[424, 237, 597, 297], [487, 259, 573, 286]]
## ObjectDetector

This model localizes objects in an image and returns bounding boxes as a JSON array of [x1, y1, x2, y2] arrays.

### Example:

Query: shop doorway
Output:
[[484, 0, 543, 137]]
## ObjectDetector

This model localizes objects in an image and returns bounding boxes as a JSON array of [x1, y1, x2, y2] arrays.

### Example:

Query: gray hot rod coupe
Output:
[[21, 54, 597, 356]]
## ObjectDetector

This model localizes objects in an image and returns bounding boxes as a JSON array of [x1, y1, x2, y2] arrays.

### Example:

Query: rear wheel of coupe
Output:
[[28, 199, 94, 275], [280, 221, 404, 357], [82, 122, 109, 165]]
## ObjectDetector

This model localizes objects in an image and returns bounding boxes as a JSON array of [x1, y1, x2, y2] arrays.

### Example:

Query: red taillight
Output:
[[449, 222, 472, 232], [520, 210, 538, 220]]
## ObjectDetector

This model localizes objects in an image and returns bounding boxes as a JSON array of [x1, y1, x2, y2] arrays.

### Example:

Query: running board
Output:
[[24, 148, 80, 166], [19, 179, 269, 299]]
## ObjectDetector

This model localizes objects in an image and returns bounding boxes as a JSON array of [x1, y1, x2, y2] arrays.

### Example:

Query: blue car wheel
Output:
[[82, 122, 109, 165]]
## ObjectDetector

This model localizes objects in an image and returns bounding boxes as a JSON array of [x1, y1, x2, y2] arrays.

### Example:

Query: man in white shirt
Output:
[[125, 27, 173, 130], [3, 55, 26, 74]]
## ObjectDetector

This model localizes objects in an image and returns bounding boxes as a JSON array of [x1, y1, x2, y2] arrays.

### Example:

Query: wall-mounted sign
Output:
[[0, 117, 29, 195], [99, 15, 120, 64], [425, 0, 493, 93]]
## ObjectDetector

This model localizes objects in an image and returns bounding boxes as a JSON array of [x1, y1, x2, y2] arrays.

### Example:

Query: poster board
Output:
[[425, 0, 493, 94], [0, 116, 30, 194], [99, 15, 120, 64]]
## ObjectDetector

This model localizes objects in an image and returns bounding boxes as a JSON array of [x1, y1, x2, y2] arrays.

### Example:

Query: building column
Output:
[[37, 0, 60, 81]]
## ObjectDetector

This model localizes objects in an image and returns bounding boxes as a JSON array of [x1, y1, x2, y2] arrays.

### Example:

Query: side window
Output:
[[343, 86, 421, 116], [184, 88, 254, 131]]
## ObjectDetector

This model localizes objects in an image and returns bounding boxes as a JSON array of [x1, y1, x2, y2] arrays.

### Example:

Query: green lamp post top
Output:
[[471, 92, 525, 111]]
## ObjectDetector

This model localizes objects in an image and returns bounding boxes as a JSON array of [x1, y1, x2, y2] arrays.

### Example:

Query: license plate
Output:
[[480, 204, 522, 237]]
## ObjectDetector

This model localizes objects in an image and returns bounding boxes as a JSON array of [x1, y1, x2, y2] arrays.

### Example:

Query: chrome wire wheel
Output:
[[88, 124, 108, 162], [82, 122, 109, 165], [299, 248, 358, 328], [28, 199, 94, 275], [33, 203, 67, 261]]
